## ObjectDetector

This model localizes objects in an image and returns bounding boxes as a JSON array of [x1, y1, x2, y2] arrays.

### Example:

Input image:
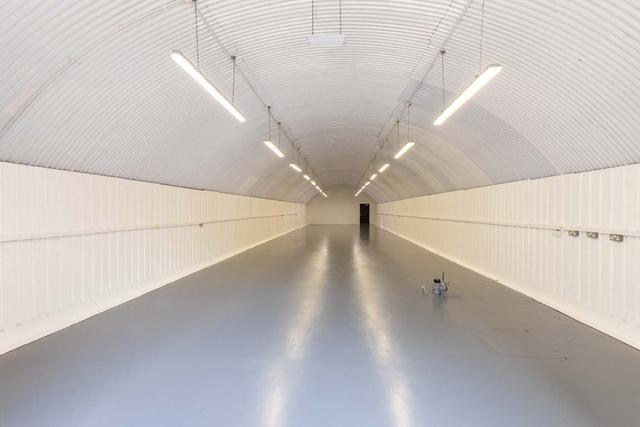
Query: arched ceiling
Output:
[[1, 0, 639, 203]]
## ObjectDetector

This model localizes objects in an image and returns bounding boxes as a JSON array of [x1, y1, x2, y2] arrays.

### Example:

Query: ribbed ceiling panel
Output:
[[1, 0, 638, 202]]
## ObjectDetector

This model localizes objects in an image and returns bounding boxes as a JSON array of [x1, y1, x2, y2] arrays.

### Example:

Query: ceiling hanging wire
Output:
[[339, 0, 342, 34], [193, 0, 200, 69], [479, 0, 485, 72], [407, 103, 412, 141], [311, 0, 315, 35], [231, 55, 236, 104], [440, 49, 446, 110], [267, 106, 271, 140], [303, 158, 311, 180], [263, 106, 284, 158], [289, 142, 302, 172], [395, 104, 416, 158]]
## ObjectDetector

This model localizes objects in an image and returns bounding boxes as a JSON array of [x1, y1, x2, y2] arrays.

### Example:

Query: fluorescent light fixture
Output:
[[307, 34, 345, 46], [379, 163, 389, 173], [263, 140, 284, 158], [310, 180, 316, 185], [289, 163, 302, 172], [433, 64, 503, 126], [370, 173, 377, 180], [365, 181, 371, 186], [394, 141, 415, 159], [303, 174, 310, 180], [171, 50, 246, 123]]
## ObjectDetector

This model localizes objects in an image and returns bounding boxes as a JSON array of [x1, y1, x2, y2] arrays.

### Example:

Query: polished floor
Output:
[[1, 225, 639, 427]]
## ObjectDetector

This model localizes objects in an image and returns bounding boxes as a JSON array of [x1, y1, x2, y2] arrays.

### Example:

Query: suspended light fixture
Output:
[[433, 1, 502, 126], [264, 140, 283, 158], [289, 143, 301, 172], [378, 163, 389, 173], [370, 173, 377, 180], [172, 51, 246, 123], [394, 107, 415, 159], [171, 2, 245, 123], [303, 159, 313, 181], [364, 181, 371, 186], [310, 180, 316, 185], [433, 64, 502, 126], [394, 141, 414, 159], [263, 108, 284, 158]]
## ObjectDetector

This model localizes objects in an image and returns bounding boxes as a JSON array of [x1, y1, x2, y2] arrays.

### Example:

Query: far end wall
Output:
[[307, 187, 376, 225]]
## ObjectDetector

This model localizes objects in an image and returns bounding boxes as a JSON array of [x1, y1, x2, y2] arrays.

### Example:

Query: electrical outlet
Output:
[[568, 230, 579, 237], [610, 234, 624, 242], [586, 232, 599, 239]]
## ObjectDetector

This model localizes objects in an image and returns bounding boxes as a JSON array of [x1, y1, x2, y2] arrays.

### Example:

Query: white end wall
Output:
[[0, 162, 306, 354], [378, 164, 640, 349], [307, 187, 376, 225]]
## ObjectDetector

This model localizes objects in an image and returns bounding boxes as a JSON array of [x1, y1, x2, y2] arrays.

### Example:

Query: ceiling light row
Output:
[[172, 2, 325, 199], [357, 1, 501, 197]]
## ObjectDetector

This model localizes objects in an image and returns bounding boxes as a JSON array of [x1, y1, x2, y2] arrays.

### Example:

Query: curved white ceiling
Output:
[[1, 0, 639, 202]]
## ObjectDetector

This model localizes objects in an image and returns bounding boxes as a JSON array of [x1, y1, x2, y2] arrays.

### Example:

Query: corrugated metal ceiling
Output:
[[1, 0, 639, 202]]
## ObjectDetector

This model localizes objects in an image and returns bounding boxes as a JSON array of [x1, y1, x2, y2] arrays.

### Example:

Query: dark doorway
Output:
[[359, 204, 370, 225]]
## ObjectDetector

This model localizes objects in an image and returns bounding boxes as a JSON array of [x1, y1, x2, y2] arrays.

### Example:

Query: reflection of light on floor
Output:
[[353, 243, 412, 427], [262, 237, 328, 427], [264, 365, 286, 427]]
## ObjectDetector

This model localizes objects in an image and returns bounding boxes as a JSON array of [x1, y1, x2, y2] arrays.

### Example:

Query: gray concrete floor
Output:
[[1, 225, 639, 427]]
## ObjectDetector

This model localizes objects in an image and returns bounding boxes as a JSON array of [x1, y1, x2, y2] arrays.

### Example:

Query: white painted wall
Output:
[[307, 187, 376, 225], [0, 162, 306, 354], [377, 164, 640, 349]]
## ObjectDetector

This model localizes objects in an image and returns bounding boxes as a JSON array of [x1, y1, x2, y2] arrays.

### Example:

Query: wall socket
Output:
[[567, 230, 579, 237], [610, 234, 624, 242], [586, 232, 599, 239]]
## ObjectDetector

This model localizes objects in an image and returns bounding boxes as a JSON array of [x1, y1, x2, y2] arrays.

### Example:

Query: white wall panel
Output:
[[307, 187, 376, 225], [0, 162, 305, 354], [377, 164, 640, 349]]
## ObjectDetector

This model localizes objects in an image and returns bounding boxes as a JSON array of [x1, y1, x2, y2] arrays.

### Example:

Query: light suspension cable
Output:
[[394, 107, 415, 159], [289, 144, 301, 172], [263, 107, 284, 158]]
